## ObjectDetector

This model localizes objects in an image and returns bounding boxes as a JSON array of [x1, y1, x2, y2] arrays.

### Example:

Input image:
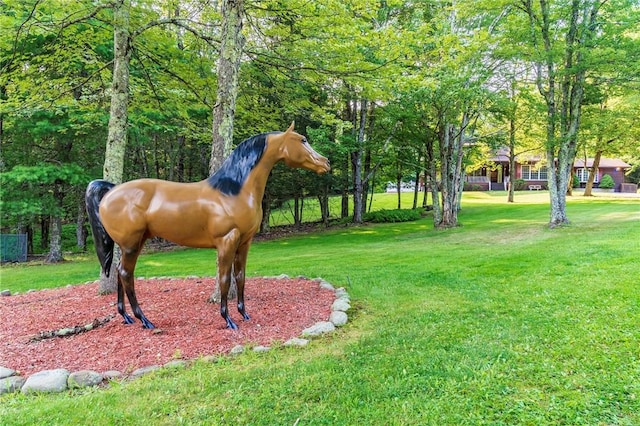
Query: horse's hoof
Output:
[[141, 319, 156, 329], [226, 320, 238, 330], [242, 313, 250, 321], [122, 314, 135, 325]]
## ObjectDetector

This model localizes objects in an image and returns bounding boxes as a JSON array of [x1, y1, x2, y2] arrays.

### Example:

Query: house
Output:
[[466, 148, 632, 191]]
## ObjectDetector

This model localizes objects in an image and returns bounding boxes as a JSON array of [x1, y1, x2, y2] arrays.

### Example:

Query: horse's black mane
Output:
[[207, 132, 273, 195]]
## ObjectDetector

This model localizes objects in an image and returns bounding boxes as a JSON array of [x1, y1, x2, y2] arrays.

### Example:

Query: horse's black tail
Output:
[[86, 180, 116, 277]]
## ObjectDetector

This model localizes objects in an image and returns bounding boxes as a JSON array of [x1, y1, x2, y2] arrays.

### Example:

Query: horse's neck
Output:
[[243, 153, 279, 201]]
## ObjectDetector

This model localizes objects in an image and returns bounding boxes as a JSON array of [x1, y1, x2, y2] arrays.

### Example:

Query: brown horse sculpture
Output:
[[86, 123, 330, 330]]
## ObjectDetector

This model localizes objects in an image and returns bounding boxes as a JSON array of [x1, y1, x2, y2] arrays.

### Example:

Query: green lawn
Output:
[[1, 191, 639, 425]]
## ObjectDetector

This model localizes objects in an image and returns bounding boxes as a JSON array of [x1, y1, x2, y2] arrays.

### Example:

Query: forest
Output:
[[1, 0, 639, 262]]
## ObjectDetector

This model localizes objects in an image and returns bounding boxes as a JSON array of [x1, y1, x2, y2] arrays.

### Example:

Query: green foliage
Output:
[[0, 163, 89, 230], [599, 173, 615, 189], [573, 173, 580, 188], [363, 208, 422, 223], [513, 178, 527, 191]]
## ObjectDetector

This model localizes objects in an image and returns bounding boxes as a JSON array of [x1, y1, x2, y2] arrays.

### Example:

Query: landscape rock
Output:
[[0, 366, 16, 379], [284, 337, 309, 347], [1, 290, 11, 297], [21, 369, 70, 394], [102, 370, 123, 381], [335, 287, 349, 299], [68, 370, 103, 389], [201, 355, 219, 363], [331, 299, 351, 312], [164, 360, 187, 369], [330, 311, 348, 327], [302, 321, 335, 337], [230, 344, 245, 355], [319, 280, 335, 291], [0, 376, 26, 395], [130, 365, 160, 379], [253, 345, 271, 353]]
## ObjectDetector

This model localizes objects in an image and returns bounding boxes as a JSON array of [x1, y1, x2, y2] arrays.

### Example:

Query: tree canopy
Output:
[[1, 0, 639, 255]]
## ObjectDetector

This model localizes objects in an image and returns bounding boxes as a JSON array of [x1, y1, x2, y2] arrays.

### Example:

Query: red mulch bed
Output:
[[0, 277, 334, 377]]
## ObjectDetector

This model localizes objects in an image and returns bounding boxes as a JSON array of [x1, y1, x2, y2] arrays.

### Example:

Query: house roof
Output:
[[574, 158, 631, 169], [488, 148, 631, 169]]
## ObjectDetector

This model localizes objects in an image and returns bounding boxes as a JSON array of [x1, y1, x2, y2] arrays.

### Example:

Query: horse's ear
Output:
[[286, 121, 295, 133]]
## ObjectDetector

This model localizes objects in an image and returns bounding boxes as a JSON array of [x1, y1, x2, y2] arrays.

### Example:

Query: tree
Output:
[[209, 0, 245, 173], [519, 0, 607, 226]]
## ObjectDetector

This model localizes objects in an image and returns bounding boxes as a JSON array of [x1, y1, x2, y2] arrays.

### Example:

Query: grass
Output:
[[1, 191, 640, 425]]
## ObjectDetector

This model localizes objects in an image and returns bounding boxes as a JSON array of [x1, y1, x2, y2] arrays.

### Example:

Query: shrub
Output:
[[572, 174, 580, 188], [363, 208, 423, 223], [599, 174, 615, 189], [513, 179, 527, 191], [463, 183, 483, 191]]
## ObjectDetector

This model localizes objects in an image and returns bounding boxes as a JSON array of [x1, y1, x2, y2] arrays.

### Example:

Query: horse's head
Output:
[[276, 122, 330, 174]]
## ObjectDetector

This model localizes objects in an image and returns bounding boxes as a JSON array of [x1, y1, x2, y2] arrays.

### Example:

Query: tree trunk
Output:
[[44, 216, 63, 263], [318, 190, 329, 226], [412, 170, 420, 209], [341, 151, 350, 218], [209, 0, 245, 174], [99, 0, 132, 294], [46, 180, 65, 263], [507, 113, 516, 203], [352, 99, 367, 223], [396, 172, 402, 209], [76, 199, 88, 251], [260, 193, 271, 234], [584, 149, 602, 196], [209, 0, 245, 303], [436, 110, 468, 229], [425, 137, 441, 224]]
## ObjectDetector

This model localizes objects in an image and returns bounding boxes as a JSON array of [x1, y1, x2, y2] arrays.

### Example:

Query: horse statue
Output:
[[86, 123, 330, 330]]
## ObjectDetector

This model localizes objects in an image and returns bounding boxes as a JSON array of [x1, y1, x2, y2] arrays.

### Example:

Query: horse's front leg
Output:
[[234, 242, 251, 321]]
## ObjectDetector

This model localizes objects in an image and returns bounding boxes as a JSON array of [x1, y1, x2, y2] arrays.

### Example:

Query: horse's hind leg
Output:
[[217, 235, 241, 330], [119, 246, 156, 329], [117, 273, 135, 325], [234, 242, 251, 321]]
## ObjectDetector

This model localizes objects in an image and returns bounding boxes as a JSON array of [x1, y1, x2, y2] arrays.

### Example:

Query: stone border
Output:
[[0, 276, 350, 396]]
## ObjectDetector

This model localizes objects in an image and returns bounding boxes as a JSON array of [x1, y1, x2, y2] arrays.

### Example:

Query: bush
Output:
[[363, 208, 423, 223], [599, 174, 615, 189], [573, 174, 580, 188], [513, 179, 527, 191]]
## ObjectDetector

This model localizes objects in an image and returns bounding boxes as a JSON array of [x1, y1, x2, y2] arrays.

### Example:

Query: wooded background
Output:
[[1, 0, 639, 261]]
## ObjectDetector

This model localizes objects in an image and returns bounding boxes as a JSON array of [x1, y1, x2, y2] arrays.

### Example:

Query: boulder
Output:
[[0, 376, 26, 395], [130, 365, 160, 379], [284, 337, 309, 347], [331, 299, 351, 312], [22, 369, 70, 394], [68, 370, 104, 389], [330, 311, 348, 327], [0, 366, 16, 379], [302, 321, 335, 337]]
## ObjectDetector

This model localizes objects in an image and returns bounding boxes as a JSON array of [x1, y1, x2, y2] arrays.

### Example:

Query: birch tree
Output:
[[520, 0, 601, 227]]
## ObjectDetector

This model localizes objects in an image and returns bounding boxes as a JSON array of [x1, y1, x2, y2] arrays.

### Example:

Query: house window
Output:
[[521, 165, 548, 180], [575, 168, 598, 183]]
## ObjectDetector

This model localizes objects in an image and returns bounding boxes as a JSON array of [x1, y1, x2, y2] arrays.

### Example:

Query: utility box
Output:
[[620, 183, 638, 193], [1, 234, 28, 262]]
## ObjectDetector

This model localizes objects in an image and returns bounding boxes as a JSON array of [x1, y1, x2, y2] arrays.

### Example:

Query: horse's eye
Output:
[[302, 137, 308, 144]]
